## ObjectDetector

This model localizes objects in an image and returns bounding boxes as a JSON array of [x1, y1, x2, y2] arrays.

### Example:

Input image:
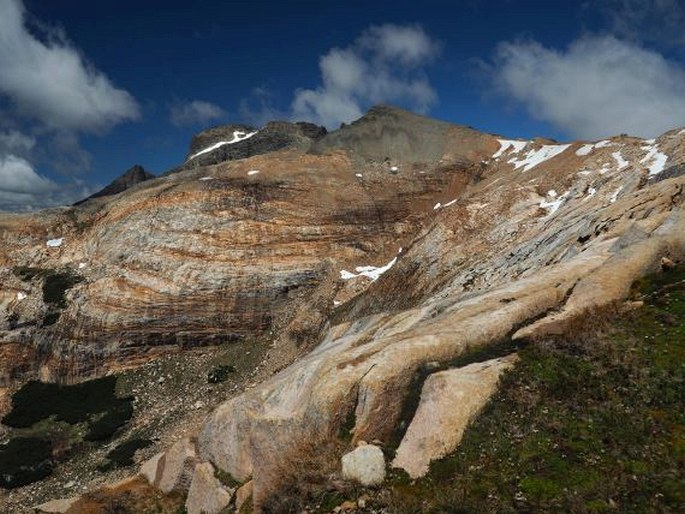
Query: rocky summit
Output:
[[0, 105, 684, 513]]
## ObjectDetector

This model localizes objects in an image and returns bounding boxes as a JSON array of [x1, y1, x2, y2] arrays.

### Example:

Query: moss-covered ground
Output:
[[380, 266, 685, 513]]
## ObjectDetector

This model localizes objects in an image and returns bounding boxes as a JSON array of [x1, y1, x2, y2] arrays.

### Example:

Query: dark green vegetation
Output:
[[0, 437, 53, 489], [3, 376, 131, 429], [98, 438, 152, 471], [207, 364, 237, 384], [41, 269, 83, 308], [383, 266, 685, 513], [0, 376, 134, 489], [12, 265, 83, 326]]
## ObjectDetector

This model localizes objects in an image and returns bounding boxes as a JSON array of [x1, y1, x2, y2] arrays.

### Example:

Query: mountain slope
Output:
[[0, 106, 683, 512]]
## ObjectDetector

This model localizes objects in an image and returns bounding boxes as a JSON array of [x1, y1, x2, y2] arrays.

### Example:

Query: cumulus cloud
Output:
[[491, 35, 685, 139], [169, 99, 226, 127], [0, 154, 55, 194], [0, 154, 102, 211], [291, 24, 439, 128], [0, 0, 140, 133]]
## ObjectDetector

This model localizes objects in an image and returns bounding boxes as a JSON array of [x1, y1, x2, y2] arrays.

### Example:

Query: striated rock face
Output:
[[2, 105, 685, 510], [0, 107, 489, 391], [194, 125, 685, 508]]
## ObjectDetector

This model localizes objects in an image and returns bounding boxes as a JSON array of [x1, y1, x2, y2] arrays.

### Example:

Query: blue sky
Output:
[[2, 0, 685, 210]]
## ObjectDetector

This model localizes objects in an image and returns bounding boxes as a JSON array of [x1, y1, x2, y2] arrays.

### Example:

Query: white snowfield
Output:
[[340, 255, 398, 282], [612, 151, 629, 170], [575, 140, 611, 156], [188, 130, 258, 160], [46, 238, 63, 247], [640, 141, 668, 176], [509, 144, 571, 172], [493, 139, 528, 159]]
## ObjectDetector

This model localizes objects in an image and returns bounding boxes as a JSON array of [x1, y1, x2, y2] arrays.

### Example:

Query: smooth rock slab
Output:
[[392, 354, 517, 478], [185, 461, 234, 514], [341, 444, 385, 486]]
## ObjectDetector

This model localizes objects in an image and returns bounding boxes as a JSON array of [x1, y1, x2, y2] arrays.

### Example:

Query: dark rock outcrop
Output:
[[74, 165, 155, 205], [173, 121, 327, 172]]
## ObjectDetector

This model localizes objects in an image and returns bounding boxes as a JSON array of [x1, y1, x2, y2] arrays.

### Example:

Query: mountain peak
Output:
[[74, 164, 155, 205]]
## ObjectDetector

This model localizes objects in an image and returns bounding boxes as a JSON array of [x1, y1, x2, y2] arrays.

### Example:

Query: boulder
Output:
[[185, 461, 234, 514], [341, 444, 385, 486], [152, 438, 200, 494], [139, 452, 163, 485], [392, 355, 518, 478]]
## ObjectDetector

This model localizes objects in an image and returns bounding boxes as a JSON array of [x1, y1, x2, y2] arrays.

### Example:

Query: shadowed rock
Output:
[[73, 165, 155, 205]]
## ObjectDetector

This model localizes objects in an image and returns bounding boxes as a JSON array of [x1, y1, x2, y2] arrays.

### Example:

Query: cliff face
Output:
[[1, 106, 684, 511], [0, 106, 491, 389]]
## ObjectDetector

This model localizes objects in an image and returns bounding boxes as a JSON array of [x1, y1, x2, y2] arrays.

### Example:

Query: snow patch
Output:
[[612, 151, 629, 170], [199, 176, 214, 181], [78, 262, 87, 269], [355, 173, 363, 178], [509, 144, 570, 172], [390, 166, 399, 172], [539, 190, 568, 215], [493, 139, 528, 159], [586, 187, 597, 198], [46, 238, 63, 247], [16, 292, 26, 301], [188, 130, 258, 160], [247, 170, 260, 176], [340, 251, 400, 282], [640, 143, 668, 176], [576, 140, 611, 156]]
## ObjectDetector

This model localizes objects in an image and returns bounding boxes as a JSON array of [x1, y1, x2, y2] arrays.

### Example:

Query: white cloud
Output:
[[492, 35, 685, 139], [0, 129, 35, 154], [0, 153, 102, 211], [0, 0, 140, 133], [291, 23, 439, 128], [169, 99, 226, 127], [0, 154, 55, 194]]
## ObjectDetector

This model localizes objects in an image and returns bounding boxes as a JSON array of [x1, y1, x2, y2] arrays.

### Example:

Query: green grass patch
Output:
[[382, 266, 685, 513]]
